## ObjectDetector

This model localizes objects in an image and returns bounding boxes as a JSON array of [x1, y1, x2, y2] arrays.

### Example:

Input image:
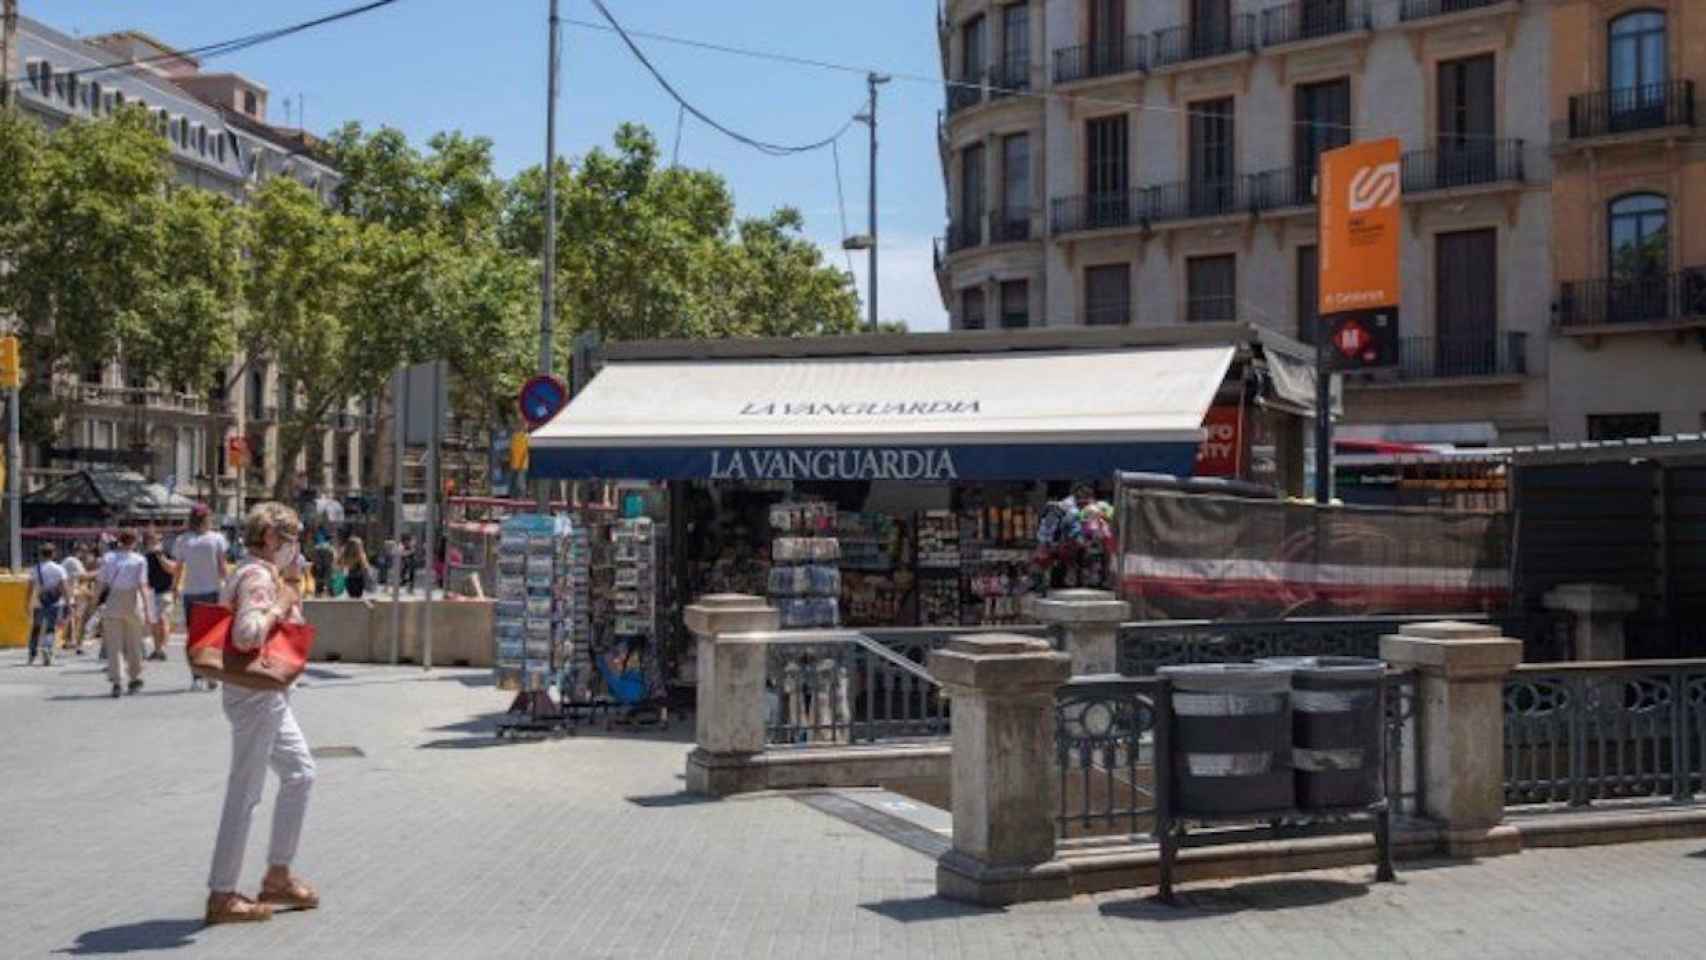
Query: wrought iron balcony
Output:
[[990, 57, 1032, 97], [1053, 35, 1147, 85], [1050, 192, 1149, 235], [1147, 178, 1251, 224], [1152, 15, 1257, 69], [1399, 0, 1506, 22], [990, 206, 1033, 244], [1261, 0, 1370, 47], [1557, 269, 1706, 329], [945, 74, 984, 116], [1402, 139, 1524, 193], [1568, 80, 1696, 140], [942, 219, 985, 254], [1246, 166, 1317, 211], [1391, 333, 1527, 380]]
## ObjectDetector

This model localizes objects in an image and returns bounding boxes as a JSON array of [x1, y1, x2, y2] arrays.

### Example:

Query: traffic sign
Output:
[[517, 374, 569, 429], [0, 336, 19, 389]]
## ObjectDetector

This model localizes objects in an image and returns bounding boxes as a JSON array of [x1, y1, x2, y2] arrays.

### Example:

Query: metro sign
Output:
[[1324, 310, 1399, 370]]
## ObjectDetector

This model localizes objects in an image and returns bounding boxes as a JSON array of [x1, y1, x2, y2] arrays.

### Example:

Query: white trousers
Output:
[[207, 686, 316, 892]]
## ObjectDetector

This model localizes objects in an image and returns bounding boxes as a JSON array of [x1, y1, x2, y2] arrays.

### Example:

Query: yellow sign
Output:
[[509, 432, 530, 472], [0, 336, 19, 389], [1319, 139, 1403, 314]]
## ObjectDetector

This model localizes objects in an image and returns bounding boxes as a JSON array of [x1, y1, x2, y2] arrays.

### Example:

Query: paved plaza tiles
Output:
[[4, 646, 1705, 959]]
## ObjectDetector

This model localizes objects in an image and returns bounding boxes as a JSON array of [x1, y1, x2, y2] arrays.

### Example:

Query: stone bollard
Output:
[[684, 594, 781, 797], [1380, 621, 1524, 858], [1543, 583, 1640, 662], [1024, 588, 1131, 676], [930, 634, 1073, 905]]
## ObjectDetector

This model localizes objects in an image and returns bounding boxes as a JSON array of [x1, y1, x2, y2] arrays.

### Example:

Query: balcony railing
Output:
[[1084, 301, 1132, 326], [946, 74, 984, 115], [1557, 269, 1706, 329], [1568, 80, 1696, 140], [990, 56, 1031, 97], [1392, 332, 1527, 380], [56, 383, 213, 414], [990, 206, 1033, 244], [1399, 0, 1506, 22], [1261, 0, 1370, 47], [1152, 14, 1257, 69], [1402, 139, 1525, 193], [1050, 191, 1149, 235], [943, 219, 985, 254], [1247, 166, 1318, 210], [1053, 35, 1147, 85], [1148, 178, 1251, 224]]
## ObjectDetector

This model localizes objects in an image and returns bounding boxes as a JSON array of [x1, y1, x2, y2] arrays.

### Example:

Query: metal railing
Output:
[[1261, 0, 1370, 47], [1053, 667, 1421, 839], [56, 383, 213, 415], [1402, 139, 1525, 193], [1053, 35, 1147, 84], [1117, 615, 1493, 677], [1505, 661, 1706, 807], [990, 206, 1033, 243], [990, 56, 1031, 97], [1399, 0, 1506, 22], [1050, 191, 1148, 235], [943, 219, 985, 254], [1247, 166, 1317, 211], [1557, 269, 1706, 328], [1147, 178, 1250, 224], [1391, 332, 1528, 380], [1152, 15, 1258, 69], [1569, 80, 1696, 140], [946, 74, 983, 115], [761, 630, 950, 746]]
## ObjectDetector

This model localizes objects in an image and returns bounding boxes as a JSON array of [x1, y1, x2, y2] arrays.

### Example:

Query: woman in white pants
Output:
[[204, 502, 319, 926]]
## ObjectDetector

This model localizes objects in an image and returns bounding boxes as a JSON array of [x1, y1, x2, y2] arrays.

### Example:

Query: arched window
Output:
[[1609, 11, 1666, 91], [1607, 193, 1668, 323]]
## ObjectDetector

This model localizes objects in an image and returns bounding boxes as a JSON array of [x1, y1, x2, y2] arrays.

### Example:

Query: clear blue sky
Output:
[[44, 0, 951, 330]]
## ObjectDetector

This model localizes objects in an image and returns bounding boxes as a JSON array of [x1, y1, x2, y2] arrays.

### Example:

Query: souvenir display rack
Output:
[[837, 511, 908, 628], [493, 513, 577, 735], [576, 516, 670, 725], [960, 503, 1038, 626], [768, 501, 840, 628]]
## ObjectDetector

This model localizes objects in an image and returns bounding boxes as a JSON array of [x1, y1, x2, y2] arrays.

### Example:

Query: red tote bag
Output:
[[188, 602, 316, 691]]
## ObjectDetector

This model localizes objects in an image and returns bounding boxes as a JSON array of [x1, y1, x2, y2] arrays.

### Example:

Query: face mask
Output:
[[274, 543, 300, 570]]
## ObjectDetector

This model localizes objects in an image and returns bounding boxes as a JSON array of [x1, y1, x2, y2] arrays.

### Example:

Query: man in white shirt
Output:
[[26, 544, 69, 666], [174, 505, 229, 691], [97, 531, 151, 697]]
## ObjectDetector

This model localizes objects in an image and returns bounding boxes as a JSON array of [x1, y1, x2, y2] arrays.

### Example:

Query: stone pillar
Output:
[[1380, 621, 1524, 858], [684, 594, 781, 797], [930, 634, 1073, 905], [1024, 588, 1130, 676], [1544, 582, 1640, 662]]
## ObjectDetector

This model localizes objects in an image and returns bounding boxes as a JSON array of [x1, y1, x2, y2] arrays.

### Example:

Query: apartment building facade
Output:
[[1546, 0, 1703, 441], [10, 18, 367, 516], [936, 0, 1556, 445]]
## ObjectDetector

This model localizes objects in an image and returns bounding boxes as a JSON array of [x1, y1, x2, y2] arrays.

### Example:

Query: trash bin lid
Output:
[[1158, 662, 1291, 694], [1256, 656, 1385, 680]]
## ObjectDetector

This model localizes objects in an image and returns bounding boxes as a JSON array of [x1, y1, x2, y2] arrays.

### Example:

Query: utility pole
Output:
[[535, 0, 561, 514], [1, 0, 17, 110], [860, 73, 890, 332]]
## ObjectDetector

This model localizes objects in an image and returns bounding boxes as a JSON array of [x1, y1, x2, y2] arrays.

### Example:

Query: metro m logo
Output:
[[1348, 162, 1400, 213]]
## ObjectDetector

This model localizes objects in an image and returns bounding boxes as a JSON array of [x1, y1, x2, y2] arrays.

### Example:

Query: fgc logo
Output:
[[1348, 162, 1401, 213]]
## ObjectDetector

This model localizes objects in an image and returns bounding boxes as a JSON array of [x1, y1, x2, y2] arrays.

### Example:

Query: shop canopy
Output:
[[529, 345, 1235, 482]]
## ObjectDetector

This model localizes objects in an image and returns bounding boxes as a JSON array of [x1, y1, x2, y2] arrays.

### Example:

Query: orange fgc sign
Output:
[[1319, 138, 1402, 314]]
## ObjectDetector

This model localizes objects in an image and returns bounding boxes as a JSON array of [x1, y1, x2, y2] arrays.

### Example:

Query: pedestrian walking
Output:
[[399, 534, 418, 591], [26, 544, 69, 666], [204, 502, 318, 926], [96, 531, 152, 698], [376, 538, 395, 589], [144, 532, 179, 661], [174, 505, 228, 691], [60, 545, 90, 655], [340, 537, 374, 600]]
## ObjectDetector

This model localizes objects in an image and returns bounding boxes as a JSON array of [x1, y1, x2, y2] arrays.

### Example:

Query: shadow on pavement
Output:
[[626, 792, 720, 808], [860, 897, 1004, 923], [1685, 849, 1706, 859], [418, 735, 535, 750], [57, 918, 201, 955], [1098, 878, 1369, 922]]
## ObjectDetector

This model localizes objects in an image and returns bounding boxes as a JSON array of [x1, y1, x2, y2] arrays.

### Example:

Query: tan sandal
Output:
[[258, 876, 319, 911], [206, 893, 273, 925]]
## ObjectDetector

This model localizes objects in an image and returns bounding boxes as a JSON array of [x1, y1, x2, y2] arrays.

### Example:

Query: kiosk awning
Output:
[[529, 345, 1236, 481]]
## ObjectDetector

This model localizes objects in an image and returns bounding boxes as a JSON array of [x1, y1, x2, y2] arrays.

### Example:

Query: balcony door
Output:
[[1089, 0, 1125, 72], [1192, 0, 1232, 57], [1608, 193, 1669, 323], [961, 15, 987, 83], [1435, 229, 1498, 376], [1001, 3, 1030, 88], [1437, 54, 1495, 185], [1001, 133, 1031, 241], [1189, 98, 1236, 215], [960, 144, 986, 246], [1086, 115, 1129, 227], [1608, 11, 1668, 131], [1294, 78, 1350, 205]]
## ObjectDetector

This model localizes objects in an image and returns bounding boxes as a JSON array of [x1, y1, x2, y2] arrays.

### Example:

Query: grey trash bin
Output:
[[1258, 656, 1386, 811], [1158, 663, 1293, 817]]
